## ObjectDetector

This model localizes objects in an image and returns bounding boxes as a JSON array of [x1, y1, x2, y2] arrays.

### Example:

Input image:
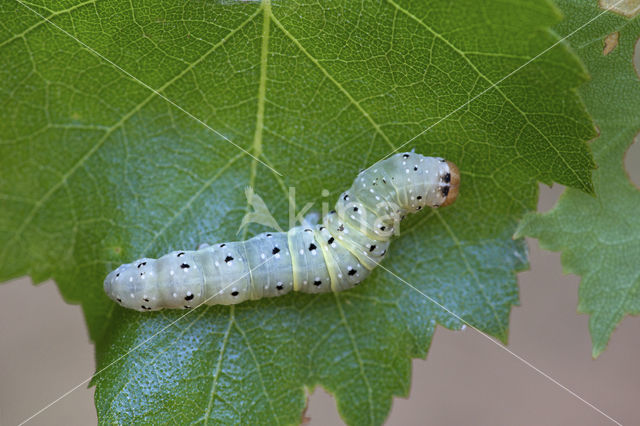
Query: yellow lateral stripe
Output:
[[314, 228, 340, 292], [240, 240, 256, 300], [335, 236, 377, 271], [287, 228, 301, 292]]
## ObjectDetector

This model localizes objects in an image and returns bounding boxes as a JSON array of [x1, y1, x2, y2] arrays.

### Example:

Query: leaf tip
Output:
[[513, 212, 537, 240]]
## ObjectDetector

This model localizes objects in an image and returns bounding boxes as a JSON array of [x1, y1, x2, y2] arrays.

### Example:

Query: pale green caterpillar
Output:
[[104, 153, 459, 311]]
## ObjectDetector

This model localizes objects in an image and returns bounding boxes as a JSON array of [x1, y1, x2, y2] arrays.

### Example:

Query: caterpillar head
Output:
[[441, 161, 460, 207]]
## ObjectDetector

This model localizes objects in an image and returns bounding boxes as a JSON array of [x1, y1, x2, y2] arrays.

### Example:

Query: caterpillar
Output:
[[104, 153, 459, 311]]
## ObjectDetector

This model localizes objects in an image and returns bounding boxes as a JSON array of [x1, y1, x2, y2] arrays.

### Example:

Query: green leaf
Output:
[[0, 0, 595, 424], [516, 1, 640, 358]]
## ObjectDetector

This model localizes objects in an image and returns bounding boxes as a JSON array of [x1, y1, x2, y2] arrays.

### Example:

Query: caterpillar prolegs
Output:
[[104, 153, 460, 311]]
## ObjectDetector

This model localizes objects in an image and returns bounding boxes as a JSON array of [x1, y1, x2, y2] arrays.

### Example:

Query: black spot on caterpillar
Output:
[[104, 153, 460, 311]]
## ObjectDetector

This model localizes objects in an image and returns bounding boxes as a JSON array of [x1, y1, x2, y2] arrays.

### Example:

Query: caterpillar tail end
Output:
[[441, 161, 460, 207], [103, 262, 163, 312]]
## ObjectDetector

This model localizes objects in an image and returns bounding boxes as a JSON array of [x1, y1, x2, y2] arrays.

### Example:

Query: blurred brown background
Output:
[[1, 141, 639, 425]]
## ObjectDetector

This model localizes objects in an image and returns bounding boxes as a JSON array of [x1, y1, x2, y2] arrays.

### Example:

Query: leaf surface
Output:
[[0, 0, 595, 423]]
